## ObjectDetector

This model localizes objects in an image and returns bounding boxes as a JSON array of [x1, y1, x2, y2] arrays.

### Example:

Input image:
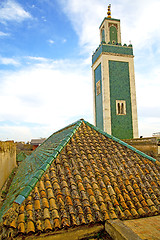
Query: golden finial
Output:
[[107, 4, 111, 18]]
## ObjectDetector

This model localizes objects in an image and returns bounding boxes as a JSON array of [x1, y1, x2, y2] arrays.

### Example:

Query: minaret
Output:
[[92, 5, 138, 139]]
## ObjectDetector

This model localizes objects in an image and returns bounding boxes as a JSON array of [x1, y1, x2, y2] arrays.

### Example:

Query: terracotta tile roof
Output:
[[0, 119, 160, 239]]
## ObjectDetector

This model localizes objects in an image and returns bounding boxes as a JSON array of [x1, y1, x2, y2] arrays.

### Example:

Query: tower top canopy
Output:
[[107, 4, 111, 18]]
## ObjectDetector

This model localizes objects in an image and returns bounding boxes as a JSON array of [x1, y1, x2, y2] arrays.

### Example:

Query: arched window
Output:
[[121, 102, 124, 114], [109, 25, 117, 44], [116, 100, 126, 115], [118, 103, 121, 114], [102, 28, 105, 43]]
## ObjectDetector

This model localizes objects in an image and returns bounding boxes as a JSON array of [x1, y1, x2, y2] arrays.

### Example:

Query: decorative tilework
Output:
[[92, 44, 133, 64], [109, 60, 133, 139]]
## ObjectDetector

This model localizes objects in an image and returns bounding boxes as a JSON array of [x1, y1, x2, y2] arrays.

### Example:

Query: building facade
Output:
[[92, 5, 138, 139]]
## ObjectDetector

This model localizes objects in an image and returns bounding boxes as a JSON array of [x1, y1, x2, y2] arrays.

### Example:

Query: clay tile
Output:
[[92, 203, 100, 211], [39, 181, 45, 191], [19, 205, 24, 213], [103, 211, 110, 220], [51, 209, 60, 219], [137, 208, 146, 216], [44, 219, 52, 231], [26, 204, 33, 211], [49, 198, 57, 210], [124, 210, 132, 219], [26, 196, 32, 202], [76, 205, 83, 215], [47, 188, 54, 199], [10, 220, 17, 229], [33, 187, 40, 199], [18, 222, 25, 233], [150, 205, 158, 214], [34, 199, 41, 211], [73, 198, 81, 207], [130, 208, 139, 217], [66, 196, 73, 206], [78, 214, 86, 224], [61, 180, 68, 189], [121, 202, 128, 210], [45, 180, 52, 189], [44, 208, 50, 219], [70, 214, 78, 226], [42, 198, 49, 208], [61, 218, 70, 228], [53, 218, 61, 229], [87, 188, 94, 196], [86, 213, 94, 223], [36, 219, 42, 232], [26, 220, 35, 234], [135, 188, 141, 195], [18, 213, 25, 224], [53, 182, 60, 190], [78, 182, 85, 192], [146, 198, 154, 206], [107, 185, 116, 196], [27, 210, 34, 221]]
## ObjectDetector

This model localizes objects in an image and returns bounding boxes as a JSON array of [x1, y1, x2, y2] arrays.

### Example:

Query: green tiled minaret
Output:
[[92, 5, 138, 139]]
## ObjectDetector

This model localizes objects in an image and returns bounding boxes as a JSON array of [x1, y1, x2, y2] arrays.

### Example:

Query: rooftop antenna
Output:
[[107, 4, 111, 18]]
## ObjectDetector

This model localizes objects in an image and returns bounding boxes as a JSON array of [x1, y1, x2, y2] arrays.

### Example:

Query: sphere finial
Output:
[[107, 4, 111, 18]]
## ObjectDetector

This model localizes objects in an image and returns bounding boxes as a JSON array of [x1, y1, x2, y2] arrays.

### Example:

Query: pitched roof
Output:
[[1, 119, 160, 238]]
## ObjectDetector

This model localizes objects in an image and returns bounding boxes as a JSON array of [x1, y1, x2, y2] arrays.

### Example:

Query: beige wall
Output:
[[0, 141, 16, 190]]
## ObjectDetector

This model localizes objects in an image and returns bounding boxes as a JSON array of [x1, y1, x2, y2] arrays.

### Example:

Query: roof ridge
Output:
[[83, 120, 157, 163], [14, 119, 83, 206]]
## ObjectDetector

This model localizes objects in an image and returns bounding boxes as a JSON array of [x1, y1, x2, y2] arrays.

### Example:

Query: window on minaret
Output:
[[116, 100, 126, 115], [102, 28, 105, 43], [96, 80, 101, 95], [109, 25, 118, 44]]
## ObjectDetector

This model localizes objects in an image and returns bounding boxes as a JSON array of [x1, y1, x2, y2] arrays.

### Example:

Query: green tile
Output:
[[28, 177, 38, 189], [46, 156, 54, 165], [56, 145, 63, 153], [51, 150, 59, 159], [14, 195, 25, 205], [40, 163, 50, 172], [34, 169, 45, 180], [20, 186, 32, 198]]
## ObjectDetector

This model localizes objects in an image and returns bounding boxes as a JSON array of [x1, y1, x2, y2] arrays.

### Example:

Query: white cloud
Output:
[[48, 39, 54, 44], [59, 0, 104, 53], [0, 31, 10, 37], [0, 0, 32, 24], [0, 56, 20, 66], [0, 58, 93, 141]]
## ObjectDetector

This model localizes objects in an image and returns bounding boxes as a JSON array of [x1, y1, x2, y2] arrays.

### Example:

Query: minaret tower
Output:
[[92, 5, 138, 139]]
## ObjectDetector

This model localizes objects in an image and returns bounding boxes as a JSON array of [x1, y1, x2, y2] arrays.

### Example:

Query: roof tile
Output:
[[1, 119, 160, 238]]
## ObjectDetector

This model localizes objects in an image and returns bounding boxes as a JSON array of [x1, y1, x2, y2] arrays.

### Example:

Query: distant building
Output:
[[153, 132, 160, 138], [30, 138, 46, 150]]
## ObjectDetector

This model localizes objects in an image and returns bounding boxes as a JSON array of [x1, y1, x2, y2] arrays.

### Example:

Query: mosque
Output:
[[0, 5, 160, 240]]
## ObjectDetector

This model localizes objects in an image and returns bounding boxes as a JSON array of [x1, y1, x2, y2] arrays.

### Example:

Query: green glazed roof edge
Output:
[[83, 120, 157, 163], [12, 119, 83, 206]]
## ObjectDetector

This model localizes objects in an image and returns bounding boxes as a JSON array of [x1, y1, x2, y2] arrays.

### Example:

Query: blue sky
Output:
[[0, 0, 160, 141]]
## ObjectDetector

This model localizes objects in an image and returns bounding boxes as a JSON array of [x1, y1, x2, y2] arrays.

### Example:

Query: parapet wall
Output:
[[0, 141, 16, 190], [124, 137, 159, 159]]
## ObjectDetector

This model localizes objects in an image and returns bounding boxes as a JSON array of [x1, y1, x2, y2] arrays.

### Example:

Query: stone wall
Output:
[[0, 141, 16, 190]]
